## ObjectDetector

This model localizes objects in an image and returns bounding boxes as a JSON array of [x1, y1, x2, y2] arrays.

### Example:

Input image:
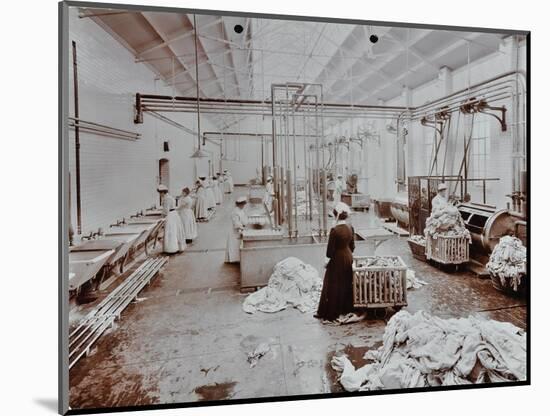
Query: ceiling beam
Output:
[[185, 14, 229, 98], [140, 12, 217, 97], [136, 17, 223, 59], [329, 28, 434, 103], [321, 26, 394, 99], [384, 29, 440, 70], [222, 18, 246, 98], [369, 32, 482, 101]]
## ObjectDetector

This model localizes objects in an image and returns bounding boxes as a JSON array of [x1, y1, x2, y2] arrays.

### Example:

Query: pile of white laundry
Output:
[[486, 236, 527, 291], [424, 205, 471, 241], [242, 257, 322, 314], [331, 310, 526, 391], [355, 256, 403, 268], [409, 235, 426, 245]]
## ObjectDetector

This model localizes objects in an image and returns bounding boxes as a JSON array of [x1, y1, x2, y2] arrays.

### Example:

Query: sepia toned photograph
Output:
[[59, 1, 529, 413]]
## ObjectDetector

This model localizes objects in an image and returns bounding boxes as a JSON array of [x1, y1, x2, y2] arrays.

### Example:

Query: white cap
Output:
[[157, 184, 168, 192], [334, 201, 351, 215], [438, 183, 448, 191], [236, 196, 247, 204]]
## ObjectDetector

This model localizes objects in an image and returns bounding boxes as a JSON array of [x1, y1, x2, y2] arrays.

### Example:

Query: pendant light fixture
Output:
[[190, 14, 209, 159]]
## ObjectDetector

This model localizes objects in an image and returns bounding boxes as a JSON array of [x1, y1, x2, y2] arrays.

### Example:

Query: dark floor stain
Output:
[[193, 381, 237, 401], [70, 370, 159, 409], [341, 344, 372, 368]]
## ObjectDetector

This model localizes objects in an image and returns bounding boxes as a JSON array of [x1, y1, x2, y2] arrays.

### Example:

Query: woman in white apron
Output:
[[178, 187, 198, 243], [158, 185, 186, 254], [202, 176, 216, 210], [225, 197, 248, 263], [212, 175, 223, 205], [333, 174, 344, 205], [263, 176, 274, 212], [216, 173, 225, 200], [431, 183, 449, 213], [223, 170, 234, 194], [194, 180, 209, 220]]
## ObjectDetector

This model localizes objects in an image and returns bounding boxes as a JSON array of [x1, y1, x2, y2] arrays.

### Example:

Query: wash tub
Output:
[[240, 233, 377, 290], [101, 233, 141, 271], [106, 222, 157, 247], [127, 217, 161, 224], [69, 249, 115, 291], [144, 209, 163, 217]]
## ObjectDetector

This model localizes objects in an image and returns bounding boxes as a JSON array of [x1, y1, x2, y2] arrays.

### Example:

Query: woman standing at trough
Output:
[[194, 180, 208, 221], [178, 187, 198, 244], [225, 196, 248, 263], [158, 185, 186, 254]]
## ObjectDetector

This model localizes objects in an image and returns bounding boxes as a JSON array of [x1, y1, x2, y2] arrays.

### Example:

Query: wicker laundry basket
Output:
[[352, 256, 408, 309], [407, 237, 427, 262], [490, 271, 527, 296], [426, 235, 470, 265]]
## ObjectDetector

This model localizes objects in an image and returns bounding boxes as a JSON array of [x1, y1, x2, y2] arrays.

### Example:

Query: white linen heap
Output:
[[331, 310, 526, 391], [242, 257, 322, 314]]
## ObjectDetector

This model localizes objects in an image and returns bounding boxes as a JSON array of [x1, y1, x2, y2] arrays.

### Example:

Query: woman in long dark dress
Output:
[[316, 203, 355, 322]]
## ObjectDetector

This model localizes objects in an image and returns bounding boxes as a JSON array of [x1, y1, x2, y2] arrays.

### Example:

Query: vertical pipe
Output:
[[261, 136, 265, 184], [319, 90, 328, 236], [284, 84, 294, 237], [271, 84, 278, 221], [314, 96, 321, 236], [273, 166, 279, 227], [303, 110, 311, 221], [72, 41, 82, 235], [279, 100, 285, 226], [287, 168, 293, 237], [193, 15, 202, 151], [293, 103, 298, 237]]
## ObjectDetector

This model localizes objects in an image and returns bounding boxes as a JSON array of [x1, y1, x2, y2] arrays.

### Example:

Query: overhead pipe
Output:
[[136, 72, 522, 124], [411, 71, 520, 115], [68, 117, 141, 141]]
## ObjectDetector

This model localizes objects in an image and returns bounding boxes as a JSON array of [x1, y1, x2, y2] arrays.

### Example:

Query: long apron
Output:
[[225, 229, 241, 263], [213, 181, 223, 204], [224, 177, 232, 193], [195, 188, 209, 219], [164, 210, 186, 254], [179, 197, 198, 240], [206, 186, 216, 209], [225, 209, 246, 263]]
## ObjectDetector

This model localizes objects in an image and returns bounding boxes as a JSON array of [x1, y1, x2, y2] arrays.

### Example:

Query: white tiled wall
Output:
[[67, 7, 219, 235]]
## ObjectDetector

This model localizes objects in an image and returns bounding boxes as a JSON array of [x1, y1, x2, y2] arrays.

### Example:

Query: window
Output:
[[468, 119, 490, 181]]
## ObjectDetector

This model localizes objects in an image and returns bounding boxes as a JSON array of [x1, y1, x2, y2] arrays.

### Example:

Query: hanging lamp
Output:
[[190, 14, 209, 159]]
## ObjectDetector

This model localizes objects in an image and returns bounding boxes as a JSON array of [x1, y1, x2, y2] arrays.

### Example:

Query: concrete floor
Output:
[[69, 187, 527, 410]]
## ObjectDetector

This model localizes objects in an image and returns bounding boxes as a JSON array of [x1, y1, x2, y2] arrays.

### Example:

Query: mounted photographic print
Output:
[[59, 1, 530, 414]]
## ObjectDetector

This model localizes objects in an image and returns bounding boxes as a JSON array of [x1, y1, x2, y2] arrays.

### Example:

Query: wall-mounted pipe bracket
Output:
[[460, 98, 507, 131]]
